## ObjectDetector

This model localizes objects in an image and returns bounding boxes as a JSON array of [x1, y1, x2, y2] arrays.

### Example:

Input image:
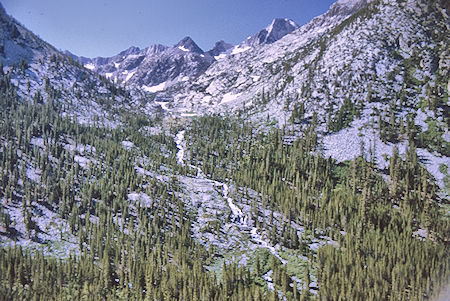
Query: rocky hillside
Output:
[[0, 3, 140, 127], [160, 0, 448, 121], [0, 0, 448, 300], [71, 37, 214, 90], [69, 18, 299, 92], [154, 0, 449, 190]]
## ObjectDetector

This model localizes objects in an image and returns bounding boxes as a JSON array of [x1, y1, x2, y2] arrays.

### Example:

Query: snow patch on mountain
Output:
[[231, 46, 251, 55], [125, 70, 136, 82], [143, 82, 167, 93], [215, 54, 227, 60], [220, 92, 242, 105], [250, 75, 261, 82], [178, 45, 190, 52], [84, 63, 95, 70]]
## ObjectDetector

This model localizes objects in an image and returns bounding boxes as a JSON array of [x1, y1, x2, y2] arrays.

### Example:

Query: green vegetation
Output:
[[0, 50, 449, 300], [0, 73, 266, 300], [186, 115, 449, 300], [327, 97, 358, 132], [416, 119, 450, 156], [440, 164, 450, 195]]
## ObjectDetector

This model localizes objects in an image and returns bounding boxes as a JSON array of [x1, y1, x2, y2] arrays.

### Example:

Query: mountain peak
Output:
[[235, 17, 299, 50], [267, 18, 299, 31], [264, 18, 299, 43], [145, 44, 168, 55], [207, 40, 233, 57], [118, 46, 141, 57], [175, 36, 204, 54]]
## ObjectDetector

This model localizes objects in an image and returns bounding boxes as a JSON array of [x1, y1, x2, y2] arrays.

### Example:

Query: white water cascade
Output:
[[174, 130, 286, 264]]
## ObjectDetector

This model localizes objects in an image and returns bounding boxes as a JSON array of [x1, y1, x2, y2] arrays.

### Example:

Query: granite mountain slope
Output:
[[70, 18, 299, 91], [0, 3, 136, 127], [0, 0, 449, 298], [154, 0, 449, 189]]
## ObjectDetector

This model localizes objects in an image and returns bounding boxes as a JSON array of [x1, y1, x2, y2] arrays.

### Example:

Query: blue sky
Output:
[[2, 0, 336, 58]]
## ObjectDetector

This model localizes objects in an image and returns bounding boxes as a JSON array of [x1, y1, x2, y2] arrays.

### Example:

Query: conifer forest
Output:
[[0, 0, 449, 300]]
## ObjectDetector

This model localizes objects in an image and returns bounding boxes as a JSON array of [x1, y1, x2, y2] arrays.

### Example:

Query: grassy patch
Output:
[[444, 174, 450, 195], [416, 120, 450, 156], [439, 164, 448, 174], [280, 249, 309, 280]]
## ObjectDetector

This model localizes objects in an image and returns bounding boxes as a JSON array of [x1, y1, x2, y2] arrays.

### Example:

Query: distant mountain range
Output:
[[65, 18, 299, 90], [0, 0, 448, 186], [0, 0, 448, 298]]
